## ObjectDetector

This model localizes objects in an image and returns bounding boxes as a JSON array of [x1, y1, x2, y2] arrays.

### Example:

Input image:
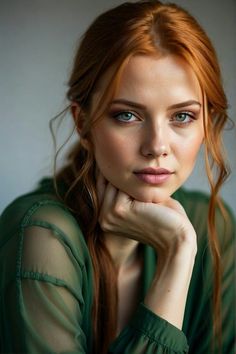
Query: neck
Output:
[[103, 232, 140, 271]]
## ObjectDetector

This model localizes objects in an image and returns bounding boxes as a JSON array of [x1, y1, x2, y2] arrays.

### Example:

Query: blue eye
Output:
[[113, 111, 137, 122], [173, 112, 195, 124]]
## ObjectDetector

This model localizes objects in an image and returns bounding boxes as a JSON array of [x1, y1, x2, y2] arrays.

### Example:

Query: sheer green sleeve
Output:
[[179, 190, 236, 353], [1, 186, 235, 353], [108, 303, 189, 353], [109, 191, 236, 354], [0, 198, 93, 353], [0, 195, 189, 354]]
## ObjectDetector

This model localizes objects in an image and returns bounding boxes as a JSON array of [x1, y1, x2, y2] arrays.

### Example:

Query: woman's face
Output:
[[90, 54, 204, 203]]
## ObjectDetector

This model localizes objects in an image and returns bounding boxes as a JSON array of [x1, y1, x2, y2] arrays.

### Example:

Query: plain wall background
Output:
[[0, 0, 235, 215]]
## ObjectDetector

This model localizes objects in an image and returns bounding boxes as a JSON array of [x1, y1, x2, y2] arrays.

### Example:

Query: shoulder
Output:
[[174, 187, 235, 246], [0, 178, 89, 264], [0, 179, 94, 326], [174, 187, 210, 211], [174, 187, 211, 230], [174, 186, 235, 221]]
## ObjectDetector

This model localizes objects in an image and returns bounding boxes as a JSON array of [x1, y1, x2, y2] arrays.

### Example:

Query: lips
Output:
[[134, 167, 173, 185], [134, 167, 172, 175]]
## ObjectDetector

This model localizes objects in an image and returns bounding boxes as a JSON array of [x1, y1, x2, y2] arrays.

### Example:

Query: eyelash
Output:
[[111, 110, 196, 126], [171, 111, 196, 125], [112, 111, 138, 122]]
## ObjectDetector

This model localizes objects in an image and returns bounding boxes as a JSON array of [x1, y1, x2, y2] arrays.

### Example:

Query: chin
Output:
[[126, 186, 178, 204]]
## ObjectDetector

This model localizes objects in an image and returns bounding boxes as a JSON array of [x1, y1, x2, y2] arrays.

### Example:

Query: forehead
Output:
[[91, 54, 202, 114], [116, 54, 202, 102]]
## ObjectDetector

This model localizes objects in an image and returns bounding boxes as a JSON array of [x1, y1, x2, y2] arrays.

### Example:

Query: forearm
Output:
[[144, 243, 196, 330]]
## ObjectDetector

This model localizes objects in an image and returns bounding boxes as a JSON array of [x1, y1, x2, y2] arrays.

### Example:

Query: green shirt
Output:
[[0, 178, 235, 353]]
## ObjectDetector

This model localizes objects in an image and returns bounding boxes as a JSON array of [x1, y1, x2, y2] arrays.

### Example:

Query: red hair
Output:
[[54, 1, 230, 352]]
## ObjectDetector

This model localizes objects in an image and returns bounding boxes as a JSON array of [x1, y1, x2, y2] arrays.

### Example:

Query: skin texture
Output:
[[91, 54, 204, 204], [73, 54, 204, 330]]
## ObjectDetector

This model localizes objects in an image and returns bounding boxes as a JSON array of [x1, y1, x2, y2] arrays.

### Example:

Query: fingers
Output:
[[96, 170, 134, 233], [96, 172, 107, 206], [96, 170, 132, 209], [101, 183, 134, 213], [98, 181, 117, 232], [160, 197, 187, 217], [101, 182, 118, 211]]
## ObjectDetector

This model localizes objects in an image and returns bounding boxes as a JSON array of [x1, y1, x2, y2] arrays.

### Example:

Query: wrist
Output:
[[153, 225, 197, 260], [155, 239, 197, 280], [145, 241, 196, 329]]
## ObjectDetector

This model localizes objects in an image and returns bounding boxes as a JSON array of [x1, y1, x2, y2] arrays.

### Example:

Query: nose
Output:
[[140, 123, 170, 158]]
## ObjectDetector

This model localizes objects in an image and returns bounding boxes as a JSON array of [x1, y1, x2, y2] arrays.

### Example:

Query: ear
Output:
[[70, 102, 90, 149]]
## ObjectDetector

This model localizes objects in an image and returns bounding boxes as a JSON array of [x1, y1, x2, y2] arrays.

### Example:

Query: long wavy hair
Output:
[[53, 1, 230, 352]]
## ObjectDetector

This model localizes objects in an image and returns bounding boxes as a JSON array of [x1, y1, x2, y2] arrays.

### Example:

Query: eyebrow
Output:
[[168, 100, 201, 110], [111, 99, 147, 110], [110, 98, 201, 110]]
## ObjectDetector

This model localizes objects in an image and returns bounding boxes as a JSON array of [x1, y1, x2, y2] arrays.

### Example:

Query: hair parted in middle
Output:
[[54, 1, 230, 352]]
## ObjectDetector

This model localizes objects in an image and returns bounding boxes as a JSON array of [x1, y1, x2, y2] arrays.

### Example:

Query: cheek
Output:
[[93, 129, 130, 171], [178, 133, 203, 167]]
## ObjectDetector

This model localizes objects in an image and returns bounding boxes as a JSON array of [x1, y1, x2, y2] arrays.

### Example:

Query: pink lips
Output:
[[134, 167, 173, 185]]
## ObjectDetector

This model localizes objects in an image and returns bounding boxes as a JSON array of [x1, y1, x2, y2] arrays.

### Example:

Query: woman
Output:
[[0, 1, 235, 353]]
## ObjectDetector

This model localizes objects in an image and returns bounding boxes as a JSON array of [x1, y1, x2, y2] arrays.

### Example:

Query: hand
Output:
[[97, 173, 197, 329], [97, 173, 197, 255]]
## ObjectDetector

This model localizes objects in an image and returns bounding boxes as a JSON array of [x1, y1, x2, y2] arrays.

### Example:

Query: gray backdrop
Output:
[[0, 0, 235, 215]]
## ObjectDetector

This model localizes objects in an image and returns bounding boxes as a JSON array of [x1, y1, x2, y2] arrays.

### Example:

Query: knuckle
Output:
[[99, 214, 112, 232], [113, 203, 125, 218]]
